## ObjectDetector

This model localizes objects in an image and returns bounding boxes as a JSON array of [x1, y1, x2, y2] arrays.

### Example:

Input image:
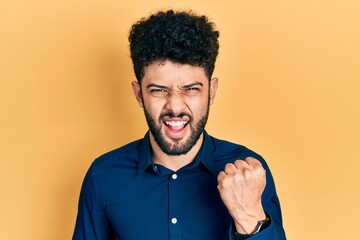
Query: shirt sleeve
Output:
[[73, 166, 113, 240], [229, 210, 286, 240], [229, 156, 287, 240]]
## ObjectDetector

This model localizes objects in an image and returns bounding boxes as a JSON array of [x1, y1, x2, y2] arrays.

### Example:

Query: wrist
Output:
[[233, 209, 266, 234], [233, 213, 271, 239]]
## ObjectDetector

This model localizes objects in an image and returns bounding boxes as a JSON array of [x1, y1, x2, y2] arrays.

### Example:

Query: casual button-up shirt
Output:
[[73, 131, 286, 240]]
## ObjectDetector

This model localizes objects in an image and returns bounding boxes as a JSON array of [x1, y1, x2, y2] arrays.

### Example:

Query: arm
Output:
[[73, 167, 113, 240], [230, 194, 286, 240], [218, 157, 286, 240]]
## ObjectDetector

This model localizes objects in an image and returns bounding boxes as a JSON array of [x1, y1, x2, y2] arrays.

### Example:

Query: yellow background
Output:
[[1, 0, 359, 239]]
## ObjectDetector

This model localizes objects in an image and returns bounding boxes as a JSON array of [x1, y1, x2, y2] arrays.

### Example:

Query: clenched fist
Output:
[[217, 157, 267, 234]]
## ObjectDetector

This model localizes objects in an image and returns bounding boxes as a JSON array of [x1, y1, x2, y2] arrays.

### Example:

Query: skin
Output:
[[132, 60, 217, 170], [218, 157, 267, 234], [131, 60, 266, 234]]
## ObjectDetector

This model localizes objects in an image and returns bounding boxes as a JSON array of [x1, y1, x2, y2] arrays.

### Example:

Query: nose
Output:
[[164, 90, 186, 115]]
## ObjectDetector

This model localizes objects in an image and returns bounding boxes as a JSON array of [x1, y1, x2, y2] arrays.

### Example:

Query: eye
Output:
[[150, 88, 167, 93], [185, 87, 200, 91], [183, 87, 201, 96], [148, 88, 168, 97]]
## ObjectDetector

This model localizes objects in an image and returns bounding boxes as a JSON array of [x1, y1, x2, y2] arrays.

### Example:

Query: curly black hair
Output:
[[129, 10, 220, 82]]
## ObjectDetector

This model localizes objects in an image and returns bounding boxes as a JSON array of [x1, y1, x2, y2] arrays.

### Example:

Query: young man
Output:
[[73, 10, 286, 240]]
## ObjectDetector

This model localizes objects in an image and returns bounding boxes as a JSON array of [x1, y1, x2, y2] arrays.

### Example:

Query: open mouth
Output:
[[164, 120, 189, 131]]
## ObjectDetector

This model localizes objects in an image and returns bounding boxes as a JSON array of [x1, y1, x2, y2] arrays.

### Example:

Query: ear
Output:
[[209, 77, 218, 105], [131, 81, 143, 108]]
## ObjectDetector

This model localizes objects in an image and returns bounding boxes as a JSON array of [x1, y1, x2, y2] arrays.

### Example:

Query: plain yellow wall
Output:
[[1, 0, 359, 239]]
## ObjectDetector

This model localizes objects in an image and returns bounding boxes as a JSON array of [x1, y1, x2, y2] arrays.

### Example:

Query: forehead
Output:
[[142, 60, 208, 86]]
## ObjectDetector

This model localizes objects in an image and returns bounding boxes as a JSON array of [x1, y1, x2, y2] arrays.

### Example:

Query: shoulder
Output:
[[210, 135, 263, 160], [89, 138, 143, 174], [208, 135, 271, 170]]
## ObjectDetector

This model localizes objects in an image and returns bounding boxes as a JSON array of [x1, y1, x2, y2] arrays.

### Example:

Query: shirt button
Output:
[[153, 165, 158, 172], [171, 217, 177, 224], [172, 173, 177, 180]]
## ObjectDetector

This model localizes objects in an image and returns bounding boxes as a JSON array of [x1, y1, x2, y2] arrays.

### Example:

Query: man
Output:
[[73, 10, 286, 240]]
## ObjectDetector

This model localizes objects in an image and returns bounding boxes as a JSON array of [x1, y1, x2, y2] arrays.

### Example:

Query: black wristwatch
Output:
[[233, 214, 271, 240]]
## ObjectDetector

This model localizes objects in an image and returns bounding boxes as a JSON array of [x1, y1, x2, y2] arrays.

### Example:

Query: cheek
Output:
[[144, 99, 166, 116], [187, 97, 209, 116]]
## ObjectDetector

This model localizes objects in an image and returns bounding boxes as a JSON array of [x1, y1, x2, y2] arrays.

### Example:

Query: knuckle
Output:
[[254, 165, 265, 175], [224, 163, 235, 172], [234, 159, 242, 165], [220, 176, 233, 188], [234, 160, 244, 168], [233, 172, 243, 183], [243, 168, 252, 179], [225, 163, 233, 168]]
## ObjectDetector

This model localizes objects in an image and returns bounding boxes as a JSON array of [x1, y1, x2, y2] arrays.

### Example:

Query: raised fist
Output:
[[217, 157, 267, 234]]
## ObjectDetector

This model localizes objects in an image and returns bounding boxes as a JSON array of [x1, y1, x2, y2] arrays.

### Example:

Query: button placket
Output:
[[168, 172, 181, 238]]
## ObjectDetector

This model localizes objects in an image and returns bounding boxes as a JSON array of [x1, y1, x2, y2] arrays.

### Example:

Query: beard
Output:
[[143, 105, 209, 156]]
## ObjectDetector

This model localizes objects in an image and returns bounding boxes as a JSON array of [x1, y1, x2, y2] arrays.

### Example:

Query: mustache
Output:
[[159, 112, 193, 120]]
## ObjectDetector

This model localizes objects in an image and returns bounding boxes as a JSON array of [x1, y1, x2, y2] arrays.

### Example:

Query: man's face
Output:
[[132, 60, 218, 155]]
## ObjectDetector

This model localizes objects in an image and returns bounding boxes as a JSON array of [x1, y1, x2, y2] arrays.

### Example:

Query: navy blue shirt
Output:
[[73, 131, 286, 240]]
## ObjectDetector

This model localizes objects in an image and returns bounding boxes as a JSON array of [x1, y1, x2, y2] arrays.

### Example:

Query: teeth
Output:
[[165, 121, 187, 127]]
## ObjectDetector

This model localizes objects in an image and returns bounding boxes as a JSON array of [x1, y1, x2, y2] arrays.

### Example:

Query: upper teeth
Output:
[[166, 121, 187, 127]]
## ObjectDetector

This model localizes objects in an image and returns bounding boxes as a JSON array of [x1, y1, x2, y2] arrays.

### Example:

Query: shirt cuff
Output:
[[231, 212, 272, 240]]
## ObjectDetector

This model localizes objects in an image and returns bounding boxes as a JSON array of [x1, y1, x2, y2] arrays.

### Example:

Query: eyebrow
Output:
[[146, 81, 204, 89], [146, 83, 168, 89], [182, 81, 204, 88]]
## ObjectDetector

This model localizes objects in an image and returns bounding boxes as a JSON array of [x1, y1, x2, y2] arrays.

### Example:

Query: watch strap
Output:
[[233, 213, 271, 240]]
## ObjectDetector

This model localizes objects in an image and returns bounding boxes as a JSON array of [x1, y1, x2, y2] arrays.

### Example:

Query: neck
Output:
[[149, 133, 204, 172]]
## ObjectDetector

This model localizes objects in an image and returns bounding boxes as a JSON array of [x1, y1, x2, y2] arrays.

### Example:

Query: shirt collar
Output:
[[137, 131, 153, 175], [193, 130, 217, 175], [137, 130, 217, 176]]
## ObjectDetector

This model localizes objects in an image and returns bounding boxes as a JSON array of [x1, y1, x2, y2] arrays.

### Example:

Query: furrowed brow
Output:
[[146, 83, 168, 89], [181, 82, 204, 88]]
